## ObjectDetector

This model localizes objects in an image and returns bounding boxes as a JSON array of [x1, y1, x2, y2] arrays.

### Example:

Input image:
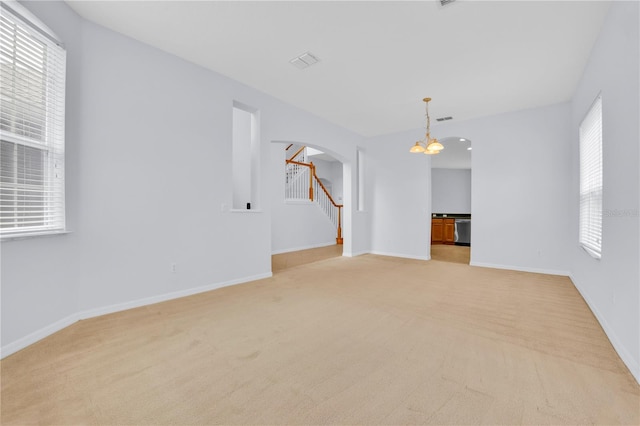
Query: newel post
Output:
[[336, 205, 343, 245], [309, 162, 314, 201]]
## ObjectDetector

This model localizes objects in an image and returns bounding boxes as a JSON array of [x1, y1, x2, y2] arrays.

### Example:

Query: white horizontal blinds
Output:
[[579, 95, 602, 258], [0, 4, 66, 235]]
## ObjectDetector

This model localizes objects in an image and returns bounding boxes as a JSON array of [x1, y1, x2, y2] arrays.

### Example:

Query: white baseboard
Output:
[[0, 272, 273, 360], [0, 312, 80, 360], [469, 261, 569, 277], [569, 274, 640, 385], [76, 272, 273, 320], [271, 242, 337, 255], [342, 250, 368, 257], [370, 250, 430, 261]]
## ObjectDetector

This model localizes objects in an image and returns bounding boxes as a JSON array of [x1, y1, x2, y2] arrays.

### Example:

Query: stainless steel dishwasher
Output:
[[454, 219, 471, 246]]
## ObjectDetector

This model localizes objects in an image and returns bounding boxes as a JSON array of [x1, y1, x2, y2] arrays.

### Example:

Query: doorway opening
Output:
[[271, 141, 349, 271], [429, 136, 472, 264]]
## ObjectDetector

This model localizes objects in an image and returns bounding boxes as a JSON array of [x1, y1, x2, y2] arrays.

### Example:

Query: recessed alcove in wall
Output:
[[232, 101, 260, 210]]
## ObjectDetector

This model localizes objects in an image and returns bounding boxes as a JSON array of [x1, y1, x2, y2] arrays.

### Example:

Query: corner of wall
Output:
[[569, 274, 640, 384]]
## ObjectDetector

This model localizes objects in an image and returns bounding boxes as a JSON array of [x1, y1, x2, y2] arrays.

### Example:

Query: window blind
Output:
[[578, 95, 602, 259], [0, 3, 66, 237]]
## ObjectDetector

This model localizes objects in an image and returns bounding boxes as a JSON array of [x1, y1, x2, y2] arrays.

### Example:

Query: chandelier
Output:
[[409, 97, 444, 155]]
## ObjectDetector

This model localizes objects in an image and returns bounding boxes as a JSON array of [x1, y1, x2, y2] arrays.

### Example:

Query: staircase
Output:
[[285, 145, 343, 244]]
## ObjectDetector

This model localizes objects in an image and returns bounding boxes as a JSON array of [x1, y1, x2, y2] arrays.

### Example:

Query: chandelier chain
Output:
[[425, 100, 431, 141], [409, 97, 443, 155]]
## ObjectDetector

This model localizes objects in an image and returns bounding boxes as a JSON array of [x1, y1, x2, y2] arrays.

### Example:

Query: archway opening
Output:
[[429, 136, 472, 265], [270, 141, 352, 272]]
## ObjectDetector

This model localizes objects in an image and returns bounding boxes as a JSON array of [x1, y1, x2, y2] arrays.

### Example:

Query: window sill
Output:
[[230, 209, 263, 213], [1, 229, 71, 242], [580, 244, 601, 260]]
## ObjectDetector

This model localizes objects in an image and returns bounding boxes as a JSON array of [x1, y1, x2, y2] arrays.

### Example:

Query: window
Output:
[[0, 2, 66, 238], [579, 95, 602, 259]]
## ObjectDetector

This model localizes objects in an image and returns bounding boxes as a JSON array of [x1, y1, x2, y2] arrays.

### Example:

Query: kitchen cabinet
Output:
[[431, 218, 455, 245], [443, 218, 455, 244], [431, 219, 443, 243]]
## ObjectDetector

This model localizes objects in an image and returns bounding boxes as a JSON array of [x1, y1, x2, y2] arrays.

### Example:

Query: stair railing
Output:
[[311, 163, 343, 244], [286, 159, 314, 201], [284, 148, 343, 244], [285, 145, 309, 200]]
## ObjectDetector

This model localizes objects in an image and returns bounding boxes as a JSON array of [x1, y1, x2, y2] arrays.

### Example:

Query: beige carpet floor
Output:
[[1, 252, 639, 425]]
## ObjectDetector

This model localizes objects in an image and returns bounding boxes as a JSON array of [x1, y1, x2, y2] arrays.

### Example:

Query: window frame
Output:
[[578, 94, 603, 259], [0, 1, 66, 240]]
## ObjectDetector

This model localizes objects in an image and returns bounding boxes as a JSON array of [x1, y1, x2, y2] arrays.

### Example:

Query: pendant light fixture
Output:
[[409, 97, 444, 155]]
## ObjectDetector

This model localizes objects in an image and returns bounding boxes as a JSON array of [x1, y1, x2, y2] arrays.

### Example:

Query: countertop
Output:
[[432, 214, 471, 219]]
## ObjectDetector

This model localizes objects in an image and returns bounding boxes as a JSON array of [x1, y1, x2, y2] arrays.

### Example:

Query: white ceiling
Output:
[[65, 0, 611, 138]]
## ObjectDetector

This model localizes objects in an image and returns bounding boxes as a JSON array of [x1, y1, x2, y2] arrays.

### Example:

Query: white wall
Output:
[[365, 103, 572, 272], [431, 168, 471, 214], [310, 157, 343, 203], [310, 158, 334, 191], [366, 129, 432, 260], [1, 0, 366, 356], [433, 103, 573, 275], [352, 147, 370, 256], [270, 200, 337, 254], [1, 0, 83, 355], [330, 161, 344, 204], [568, 0, 639, 383], [366, 103, 572, 269]]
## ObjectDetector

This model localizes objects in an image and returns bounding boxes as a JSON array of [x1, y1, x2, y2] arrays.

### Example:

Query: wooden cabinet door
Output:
[[443, 219, 455, 244], [431, 219, 443, 244]]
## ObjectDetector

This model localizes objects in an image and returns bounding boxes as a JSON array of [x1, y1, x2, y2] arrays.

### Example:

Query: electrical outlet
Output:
[[171, 263, 177, 273]]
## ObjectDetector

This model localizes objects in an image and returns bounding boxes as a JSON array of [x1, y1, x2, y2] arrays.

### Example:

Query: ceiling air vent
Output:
[[440, 0, 456, 6], [290, 52, 320, 70], [436, 116, 453, 122]]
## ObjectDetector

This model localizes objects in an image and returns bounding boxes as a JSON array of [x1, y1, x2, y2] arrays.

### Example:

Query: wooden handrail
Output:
[[336, 205, 343, 244], [285, 159, 311, 167], [310, 163, 343, 244], [312, 165, 342, 208], [285, 143, 293, 151], [283, 159, 314, 199], [285, 159, 343, 208], [309, 162, 314, 201], [287, 146, 306, 162]]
